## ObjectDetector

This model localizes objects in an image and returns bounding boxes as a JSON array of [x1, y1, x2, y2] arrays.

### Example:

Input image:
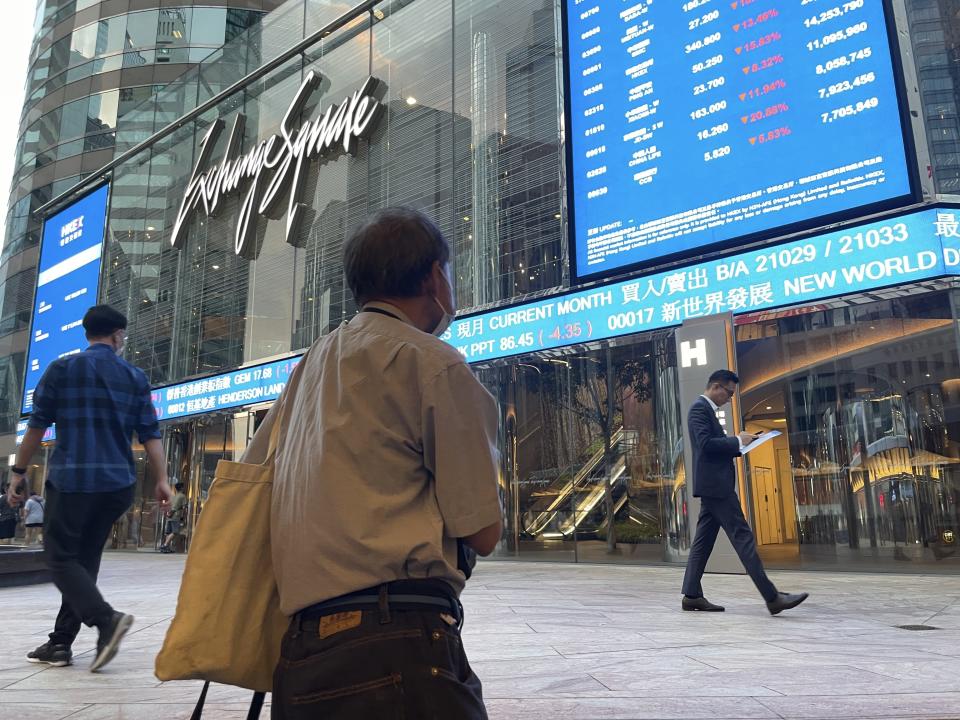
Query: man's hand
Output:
[[6, 474, 27, 506], [738, 432, 759, 446], [155, 479, 174, 507]]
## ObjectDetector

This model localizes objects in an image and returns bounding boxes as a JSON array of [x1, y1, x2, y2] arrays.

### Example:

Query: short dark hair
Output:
[[175, 482, 185, 492], [707, 369, 739, 387], [83, 304, 127, 339], [343, 207, 451, 305]]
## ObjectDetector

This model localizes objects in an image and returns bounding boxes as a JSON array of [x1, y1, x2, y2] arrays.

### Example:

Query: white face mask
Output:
[[431, 271, 455, 337]]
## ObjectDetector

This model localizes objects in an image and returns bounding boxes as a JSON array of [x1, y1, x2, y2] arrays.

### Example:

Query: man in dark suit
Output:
[[681, 369, 808, 615]]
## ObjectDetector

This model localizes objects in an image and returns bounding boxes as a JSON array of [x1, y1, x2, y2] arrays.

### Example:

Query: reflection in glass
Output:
[[481, 334, 680, 563], [738, 291, 960, 571]]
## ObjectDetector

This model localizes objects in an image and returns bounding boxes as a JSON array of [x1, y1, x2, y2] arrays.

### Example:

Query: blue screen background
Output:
[[566, 0, 914, 279], [22, 185, 109, 414]]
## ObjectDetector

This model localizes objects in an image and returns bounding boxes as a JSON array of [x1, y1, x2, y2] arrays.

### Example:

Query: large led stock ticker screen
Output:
[[565, 0, 916, 280]]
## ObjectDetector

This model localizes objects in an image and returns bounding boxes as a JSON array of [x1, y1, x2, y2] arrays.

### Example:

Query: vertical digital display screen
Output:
[[564, 0, 915, 280], [22, 184, 109, 414]]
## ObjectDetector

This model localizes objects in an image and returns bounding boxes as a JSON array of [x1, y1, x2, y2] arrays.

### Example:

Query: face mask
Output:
[[431, 271, 455, 337], [114, 331, 127, 356]]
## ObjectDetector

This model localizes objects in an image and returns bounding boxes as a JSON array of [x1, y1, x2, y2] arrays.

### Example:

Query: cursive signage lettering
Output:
[[171, 71, 384, 259]]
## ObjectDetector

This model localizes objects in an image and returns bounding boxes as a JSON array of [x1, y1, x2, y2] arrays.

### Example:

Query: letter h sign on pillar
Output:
[[680, 339, 708, 368]]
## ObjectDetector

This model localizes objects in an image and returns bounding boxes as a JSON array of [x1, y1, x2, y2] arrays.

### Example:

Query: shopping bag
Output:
[[155, 362, 300, 693]]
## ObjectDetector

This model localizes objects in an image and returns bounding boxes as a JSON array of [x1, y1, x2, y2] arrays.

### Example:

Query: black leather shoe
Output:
[[766, 592, 809, 615], [682, 596, 725, 612]]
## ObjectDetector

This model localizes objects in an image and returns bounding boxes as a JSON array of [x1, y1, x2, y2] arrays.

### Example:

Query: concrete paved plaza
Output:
[[2, 554, 960, 719]]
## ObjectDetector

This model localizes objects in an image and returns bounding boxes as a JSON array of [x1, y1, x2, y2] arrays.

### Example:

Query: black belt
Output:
[[298, 579, 463, 628]]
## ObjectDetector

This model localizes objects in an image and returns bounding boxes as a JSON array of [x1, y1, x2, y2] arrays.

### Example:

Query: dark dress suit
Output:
[[681, 396, 778, 602]]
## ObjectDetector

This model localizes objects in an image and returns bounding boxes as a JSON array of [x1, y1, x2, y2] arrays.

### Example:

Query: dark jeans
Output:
[[682, 493, 778, 603], [272, 606, 487, 720], [44, 482, 134, 646]]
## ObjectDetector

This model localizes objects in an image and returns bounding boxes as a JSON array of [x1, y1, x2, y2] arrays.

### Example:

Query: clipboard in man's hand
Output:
[[741, 430, 782, 454]]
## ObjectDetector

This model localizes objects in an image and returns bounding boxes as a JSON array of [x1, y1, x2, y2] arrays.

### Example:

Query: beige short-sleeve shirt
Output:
[[270, 302, 502, 615]]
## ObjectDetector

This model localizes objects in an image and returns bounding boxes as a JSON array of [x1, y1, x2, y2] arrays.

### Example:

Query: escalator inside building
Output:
[[478, 331, 685, 565]]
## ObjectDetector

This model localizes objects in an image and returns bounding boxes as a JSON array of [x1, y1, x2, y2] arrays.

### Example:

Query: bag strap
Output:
[[247, 692, 266, 719], [190, 683, 264, 720], [190, 682, 210, 720], [261, 347, 311, 467]]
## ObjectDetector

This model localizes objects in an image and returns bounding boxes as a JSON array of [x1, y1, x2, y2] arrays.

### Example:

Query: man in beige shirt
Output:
[[270, 207, 502, 720]]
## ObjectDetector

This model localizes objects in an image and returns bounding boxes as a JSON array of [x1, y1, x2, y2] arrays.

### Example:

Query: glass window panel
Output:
[[157, 47, 190, 64], [189, 8, 227, 46], [69, 23, 98, 65], [125, 10, 160, 50], [59, 96, 89, 140], [56, 137, 85, 160], [118, 85, 155, 119], [157, 8, 191, 48], [124, 49, 155, 68], [84, 132, 116, 152], [65, 59, 93, 84], [100, 15, 129, 56], [188, 47, 216, 64], [88, 89, 119, 131], [91, 52, 124, 76]]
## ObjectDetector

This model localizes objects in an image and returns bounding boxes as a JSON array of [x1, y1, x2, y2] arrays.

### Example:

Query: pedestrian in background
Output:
[[7, 304, 173, 672], [681, 369, 808, 615], [0, 483, 19, 544], [160, 482, 187, 553], [24, 491, 44, 545], [270, 208, 503, 719]]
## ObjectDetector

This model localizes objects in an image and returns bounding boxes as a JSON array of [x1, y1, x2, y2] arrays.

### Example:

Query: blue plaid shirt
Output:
[[28, 343, 161, 493]]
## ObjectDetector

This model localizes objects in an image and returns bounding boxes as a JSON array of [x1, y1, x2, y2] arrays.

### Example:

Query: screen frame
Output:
[[561, 0, 923, 285], [21, 180, 113, 417]]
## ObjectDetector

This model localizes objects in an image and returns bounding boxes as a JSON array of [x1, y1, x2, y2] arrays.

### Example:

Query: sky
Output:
[[0, 2, 40, 251]]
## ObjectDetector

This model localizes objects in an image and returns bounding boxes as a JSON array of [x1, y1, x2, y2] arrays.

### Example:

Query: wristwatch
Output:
[[10, 466, 26, 475]]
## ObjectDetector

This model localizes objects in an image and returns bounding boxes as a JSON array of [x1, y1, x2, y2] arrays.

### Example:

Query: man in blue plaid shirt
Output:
[[7, 305, 173, 672]]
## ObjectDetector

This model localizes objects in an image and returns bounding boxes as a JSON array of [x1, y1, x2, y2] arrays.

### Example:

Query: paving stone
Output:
[[2, 554, 960, 719]]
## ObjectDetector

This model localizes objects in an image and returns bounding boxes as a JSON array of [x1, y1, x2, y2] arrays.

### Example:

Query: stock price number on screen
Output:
[[693, 75, 726, 96], [499, 332, 536, 352], [821, 96, 879, 123], [804, 0, 865, 29], [807, 21, 869, 52], [692, 54, 724, 74], [688, 8, 720, 31], [754, 244, 817, 273], [682, 0, 712, 12], [686, 32, 722, 55], [815, 47, 872, 75], [549, 323, 587, 342], [698, 123, 729, 141], [704, 145, 732, 162], [690, 100, 727, 120], [818, 71, 875, 99], [834, 222, 909, 254]]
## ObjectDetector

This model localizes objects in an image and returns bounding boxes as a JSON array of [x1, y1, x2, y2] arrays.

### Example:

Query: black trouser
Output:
[[44, 482, 134, 646], [272, 590, 487, 719], [682, 493, 778, 602]]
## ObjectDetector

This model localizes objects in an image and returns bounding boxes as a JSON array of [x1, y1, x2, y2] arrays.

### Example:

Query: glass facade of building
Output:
[[5, 0, 960, 573], [0, 0, 285, 441]]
